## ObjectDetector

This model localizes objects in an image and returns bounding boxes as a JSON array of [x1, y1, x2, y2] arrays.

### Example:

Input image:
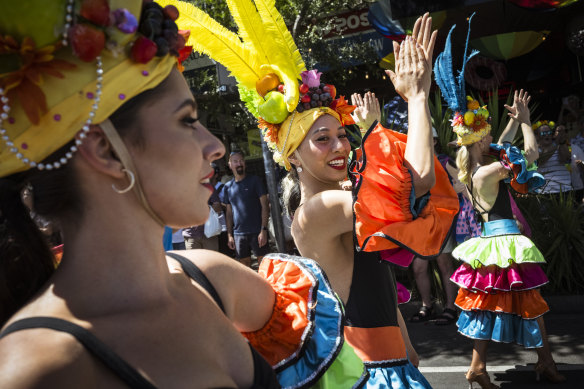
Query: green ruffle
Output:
[[312, 342, 368, 388], [452, 234, 545, 269]]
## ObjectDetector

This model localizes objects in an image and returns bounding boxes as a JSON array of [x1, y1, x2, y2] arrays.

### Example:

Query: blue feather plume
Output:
[[434, 13, 479, 113]]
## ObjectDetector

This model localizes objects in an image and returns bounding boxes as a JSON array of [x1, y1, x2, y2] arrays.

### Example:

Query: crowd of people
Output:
[[0, 0, 579, 388]]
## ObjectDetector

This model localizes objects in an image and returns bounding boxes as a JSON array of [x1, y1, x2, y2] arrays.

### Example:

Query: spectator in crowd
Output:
[[535, 121, 573, 195], [224, 150, 269, 267], [171, 228, 185, 250], [182, 183, 222, 251], [558, 94, 584, 140], [212, 163, 235, 257], [570, 140, 584, 203], [410, 128, 459, 325]]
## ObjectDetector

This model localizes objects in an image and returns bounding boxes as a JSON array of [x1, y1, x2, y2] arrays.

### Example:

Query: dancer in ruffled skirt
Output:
[[448, 89, 566, 387]]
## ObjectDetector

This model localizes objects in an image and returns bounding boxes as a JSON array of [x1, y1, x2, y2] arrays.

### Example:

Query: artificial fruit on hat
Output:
[[80, 0, 112, 27], [131, 35, 158, 63], [256, 73, 281, 98], [258, 91, 289, 124], [68, 23, 106, 62]]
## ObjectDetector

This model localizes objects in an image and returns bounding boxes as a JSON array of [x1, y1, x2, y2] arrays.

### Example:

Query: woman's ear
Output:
[[76, 125, 126, 179], [288, 151, 301, 169]]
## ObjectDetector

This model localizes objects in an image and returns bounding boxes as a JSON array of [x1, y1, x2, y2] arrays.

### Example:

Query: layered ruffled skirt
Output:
[[450, 219, 549, 348]]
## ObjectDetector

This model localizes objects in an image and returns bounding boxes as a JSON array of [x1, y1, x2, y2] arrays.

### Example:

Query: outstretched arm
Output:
[[387, 13, 437, 197]]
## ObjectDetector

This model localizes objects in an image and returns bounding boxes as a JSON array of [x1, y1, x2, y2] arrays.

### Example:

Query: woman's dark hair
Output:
[[0, 76, 173, 325], [281, 167, 301, 219]]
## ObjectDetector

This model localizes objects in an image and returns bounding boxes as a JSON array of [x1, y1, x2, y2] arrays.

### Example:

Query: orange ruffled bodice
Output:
[[352, 123, 459, 257], [242, 259, 312, 366]]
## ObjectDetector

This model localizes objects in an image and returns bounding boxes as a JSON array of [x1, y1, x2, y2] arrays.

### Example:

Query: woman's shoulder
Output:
[[0, 322, 95, 388], [293, 189, 353, 234]]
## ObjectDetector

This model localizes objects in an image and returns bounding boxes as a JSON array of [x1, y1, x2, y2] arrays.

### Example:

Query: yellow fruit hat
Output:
[[161, 0, 356, 170], [0, 0, 191, 178]]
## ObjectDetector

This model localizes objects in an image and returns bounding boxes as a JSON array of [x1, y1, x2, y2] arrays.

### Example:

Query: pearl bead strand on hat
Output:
[[61, 0, 75, 47], [0, 56, 103, 171]]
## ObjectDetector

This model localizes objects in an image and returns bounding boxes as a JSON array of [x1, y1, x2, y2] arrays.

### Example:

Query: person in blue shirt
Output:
[[224, 151, 269, 267]]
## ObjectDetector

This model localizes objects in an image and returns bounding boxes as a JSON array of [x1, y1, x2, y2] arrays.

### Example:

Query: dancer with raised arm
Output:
[[434, 16, 566, 389]]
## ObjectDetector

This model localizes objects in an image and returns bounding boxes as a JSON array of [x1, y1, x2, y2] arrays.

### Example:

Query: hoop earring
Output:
[[112, 169, 135, 194], [297, 166, 303, 173]]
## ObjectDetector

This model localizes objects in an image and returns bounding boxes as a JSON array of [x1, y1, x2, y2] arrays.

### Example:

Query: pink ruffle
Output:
[[379, 247, 414, 267], [451, 262, 548, 293], [396, 281, 411, 305]]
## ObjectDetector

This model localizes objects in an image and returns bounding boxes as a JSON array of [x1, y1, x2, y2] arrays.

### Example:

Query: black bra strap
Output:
[[0, 317, 156, 389], [166, 252, 225, 313]]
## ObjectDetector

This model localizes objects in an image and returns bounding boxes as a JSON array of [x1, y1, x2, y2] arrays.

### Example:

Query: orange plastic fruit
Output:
[[256, 73, 281, 97]]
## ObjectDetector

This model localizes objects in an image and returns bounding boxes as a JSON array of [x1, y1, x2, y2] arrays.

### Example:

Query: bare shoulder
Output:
[[0, 326, 97, 388], [167, 249, 274, 332], [167, 249, 252, 280], [295, 190, 353, 233], [167, 250, 268, 297], [473, 161, 508, 188]]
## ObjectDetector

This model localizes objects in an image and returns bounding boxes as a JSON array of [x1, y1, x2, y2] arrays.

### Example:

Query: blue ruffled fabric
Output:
[[407, 168, 431, 219], [457, 310, 543, 348], [365, 361, 432, 389], [268, 254, 367, 389], [490, 142, 545, 192]]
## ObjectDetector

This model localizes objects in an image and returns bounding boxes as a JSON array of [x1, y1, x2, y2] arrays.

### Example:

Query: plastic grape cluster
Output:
[[133, 2, 184, 63], [296, 83, 335, 113]]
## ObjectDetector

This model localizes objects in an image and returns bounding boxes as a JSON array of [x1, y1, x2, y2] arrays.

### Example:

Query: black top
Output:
[[469, 168, 514, 222], [486, 181, 514, 221], [344, 250, 398, 329], [0, 253, 279, 389]]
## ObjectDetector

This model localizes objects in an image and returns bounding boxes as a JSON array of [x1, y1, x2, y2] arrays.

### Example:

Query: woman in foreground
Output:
[[0, 1, 363, 387]]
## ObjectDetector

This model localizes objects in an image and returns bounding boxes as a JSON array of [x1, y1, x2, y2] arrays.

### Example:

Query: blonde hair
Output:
[[456, 145, 471, 185]]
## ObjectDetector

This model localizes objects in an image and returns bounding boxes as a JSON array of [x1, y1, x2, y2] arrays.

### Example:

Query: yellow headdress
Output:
[[532, 120, 556, 132], [450, 97, 491, 146], [0, 0, 190, 178], [161, 0, 355, 169]]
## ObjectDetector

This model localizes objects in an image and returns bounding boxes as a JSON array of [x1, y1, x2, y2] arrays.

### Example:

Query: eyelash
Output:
[[317, 134, 347, 142], [182, 117, 199, 127]]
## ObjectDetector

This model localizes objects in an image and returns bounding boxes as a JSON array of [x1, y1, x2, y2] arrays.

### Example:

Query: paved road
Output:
[[403, 306, 584, 388]]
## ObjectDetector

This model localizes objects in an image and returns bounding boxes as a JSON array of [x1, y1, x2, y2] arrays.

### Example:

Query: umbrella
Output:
[[470, 30, 550, 60], [508, 0, 579, 9]]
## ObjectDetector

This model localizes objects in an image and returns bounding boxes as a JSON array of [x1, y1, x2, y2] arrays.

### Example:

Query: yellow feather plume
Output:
[[157, 0, 261, 89], [254, 0, 306, 76], [226, 0, 271, 64]]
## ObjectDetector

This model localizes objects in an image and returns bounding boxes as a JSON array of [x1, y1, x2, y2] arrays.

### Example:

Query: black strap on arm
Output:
[[0, 317, 157, 389], [166, 252, 226, 313]]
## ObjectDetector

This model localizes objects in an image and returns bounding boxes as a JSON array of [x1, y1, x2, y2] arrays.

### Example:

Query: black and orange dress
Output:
[[346, 122, 460, 388]]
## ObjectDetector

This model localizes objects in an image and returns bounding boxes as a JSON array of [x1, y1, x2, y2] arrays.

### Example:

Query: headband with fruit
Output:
[[532, 120, 556, 132], [160, 0, 356, 169], [434, 14, 491, 147], [0, 0, 192, 178]]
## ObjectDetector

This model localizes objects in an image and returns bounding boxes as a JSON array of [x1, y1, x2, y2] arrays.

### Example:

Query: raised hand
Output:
[[386, 13, 437, 102], [351, 92, 381, 133], [504, 89, 531, 125]]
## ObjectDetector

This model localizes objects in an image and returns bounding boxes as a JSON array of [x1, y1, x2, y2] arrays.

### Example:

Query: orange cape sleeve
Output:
[[352, 123, 459, 257]]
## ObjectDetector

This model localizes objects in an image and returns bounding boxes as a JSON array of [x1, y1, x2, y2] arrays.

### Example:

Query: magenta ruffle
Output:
[[396, 281, 411, 305], [379, 247, 414, 267], [451, 262, 548, 293]]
